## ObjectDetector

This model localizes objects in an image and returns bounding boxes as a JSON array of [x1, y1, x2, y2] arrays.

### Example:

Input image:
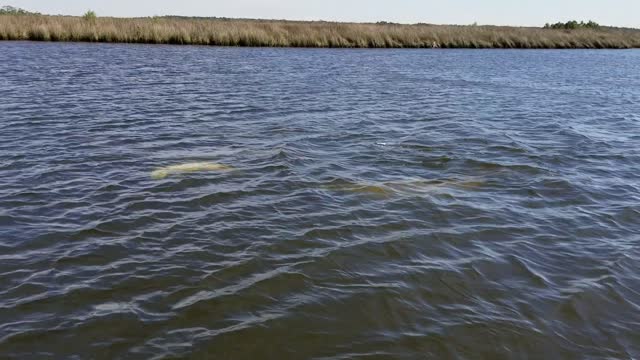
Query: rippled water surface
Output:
[[1, 42, 640, 359]]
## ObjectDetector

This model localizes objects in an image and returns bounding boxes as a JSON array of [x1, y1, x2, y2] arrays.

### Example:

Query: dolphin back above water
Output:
[[151, 162, 233, 179]]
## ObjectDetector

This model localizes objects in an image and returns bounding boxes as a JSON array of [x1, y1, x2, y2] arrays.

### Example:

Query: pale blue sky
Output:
[[7, 0, 640, 28]]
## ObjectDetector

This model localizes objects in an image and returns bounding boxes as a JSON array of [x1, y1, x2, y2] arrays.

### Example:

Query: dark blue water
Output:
[[1, 42, 640, 359]]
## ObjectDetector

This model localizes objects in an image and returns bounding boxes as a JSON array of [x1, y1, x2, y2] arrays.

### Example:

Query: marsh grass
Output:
[[1, 14, 639, 48]]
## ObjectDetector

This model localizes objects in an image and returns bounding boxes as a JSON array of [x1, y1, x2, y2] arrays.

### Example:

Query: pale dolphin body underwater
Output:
[[323, 177, 486, 196], [384, 177, 486, 194], [150, 162, 234, 179], [322, 181, 395, 196]]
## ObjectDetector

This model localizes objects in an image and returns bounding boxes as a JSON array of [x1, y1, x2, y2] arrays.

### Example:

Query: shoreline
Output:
[[1, 15, 639, 49], [3, 40, 638, 51]]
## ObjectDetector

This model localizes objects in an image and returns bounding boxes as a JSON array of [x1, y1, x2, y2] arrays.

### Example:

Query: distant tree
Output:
[[544, 20, 600, 30], [585, 20, 600, 29], [0, 5, 39, 15], [83, 10, 97, 24]]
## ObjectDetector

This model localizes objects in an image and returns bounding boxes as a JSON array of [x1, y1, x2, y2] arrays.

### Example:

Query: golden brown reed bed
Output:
[[1, 14, 639, 49]]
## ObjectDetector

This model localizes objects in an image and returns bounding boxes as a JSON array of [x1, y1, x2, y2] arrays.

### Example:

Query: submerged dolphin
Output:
[[323, 177, 485, 196], [151, 162, 233, 179], [384, 177, 485, 193], [322, 180, 395, 196]]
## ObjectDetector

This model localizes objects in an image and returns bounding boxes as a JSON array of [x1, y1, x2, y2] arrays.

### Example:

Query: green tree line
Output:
[[544, 20, 600, 30], [0, 5, 39, 15]]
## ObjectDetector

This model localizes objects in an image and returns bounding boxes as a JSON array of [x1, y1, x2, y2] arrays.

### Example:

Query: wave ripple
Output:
[[1, 43, 640, 359]]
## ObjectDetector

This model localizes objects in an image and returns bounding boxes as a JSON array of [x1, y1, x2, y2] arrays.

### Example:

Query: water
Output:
[[1, 42, 639, 359]]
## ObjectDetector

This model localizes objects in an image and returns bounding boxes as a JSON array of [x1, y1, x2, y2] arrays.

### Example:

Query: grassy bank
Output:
[[1, 14, 640, 48]]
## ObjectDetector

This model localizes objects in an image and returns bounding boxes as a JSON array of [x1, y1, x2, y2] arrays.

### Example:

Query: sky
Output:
[[6, 0, 640, 28]]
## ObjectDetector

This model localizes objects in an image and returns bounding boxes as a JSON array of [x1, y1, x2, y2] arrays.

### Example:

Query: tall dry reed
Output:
[[1, 14, 639, 48]]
